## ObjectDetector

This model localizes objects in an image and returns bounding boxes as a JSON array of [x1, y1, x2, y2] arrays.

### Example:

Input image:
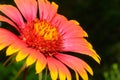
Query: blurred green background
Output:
[[0, 0, 120, 80]]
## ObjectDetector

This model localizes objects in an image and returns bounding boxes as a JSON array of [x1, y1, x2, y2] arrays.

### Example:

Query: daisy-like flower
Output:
[[0, 0, 101, 80]]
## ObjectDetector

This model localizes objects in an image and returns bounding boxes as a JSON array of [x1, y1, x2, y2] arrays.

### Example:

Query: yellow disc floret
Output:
[[34, 21, 58, 41]]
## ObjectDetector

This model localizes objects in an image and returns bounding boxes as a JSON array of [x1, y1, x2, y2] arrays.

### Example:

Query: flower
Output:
[[0, 0, 101, 80]]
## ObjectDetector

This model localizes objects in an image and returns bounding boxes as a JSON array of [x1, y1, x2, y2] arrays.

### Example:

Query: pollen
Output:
[[22, 19, 62, 56], [34, 21, 58, 41]]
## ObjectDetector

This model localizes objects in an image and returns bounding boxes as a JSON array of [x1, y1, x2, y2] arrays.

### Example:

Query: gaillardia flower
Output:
[[0, 0, 100, 80]]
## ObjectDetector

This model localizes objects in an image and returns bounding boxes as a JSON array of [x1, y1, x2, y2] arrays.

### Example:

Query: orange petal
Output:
[[15, 48, 31, 62], [38, 0, 58, 21], [55, 53, 92, 80], [47, 57, 71, 80], [7, 41, 27, 56], [26, 56, 36, 67], [47, 57, 58, 80], [63, 38, 93, 48], [35, 53, 47, 73], [16, 50, 28, 62], [0, 15, 19, 31], [0, 28, 18, 43], [0, 43, 10, 50], [55, 60, 71, 80], [0, 28, 19, 51], [51, 14, 67, 28], [75, 71, 79, 80], [59, 20, 88, 38], [26, 49, 38, 67], [6, 44, 20, 56], [0, 5, 24, 27], [62, 38, 101, 63], [0, 29, 27, 57], [80, 60, 93, 76], [14, 0, 37, 21]]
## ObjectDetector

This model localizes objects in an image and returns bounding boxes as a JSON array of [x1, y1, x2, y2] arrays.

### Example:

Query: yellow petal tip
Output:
[[74, 20, 80, 25], [6, 45, 19, 56], [26, 56, 36, 67], [52, 2, 58, 9], [16, 51, 28, 62], [35, 60, 46, 74]]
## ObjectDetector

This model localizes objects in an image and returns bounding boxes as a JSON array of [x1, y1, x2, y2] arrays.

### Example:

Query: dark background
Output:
[[0, 0, 120, 80]]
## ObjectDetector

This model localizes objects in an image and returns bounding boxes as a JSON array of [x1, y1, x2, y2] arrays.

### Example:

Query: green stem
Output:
[[45, 68, 48, 80], [13, 63, 26, 80], [3, 54, 16, 66], [39, 72, 42, 80], [22, 67, 28, 80]]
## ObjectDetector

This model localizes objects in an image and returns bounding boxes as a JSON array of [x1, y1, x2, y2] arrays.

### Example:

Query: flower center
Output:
[[34, 21, 58, 41], [22, 19, 62, 56]]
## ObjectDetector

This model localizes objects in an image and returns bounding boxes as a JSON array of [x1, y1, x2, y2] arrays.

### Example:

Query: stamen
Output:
[[34, 21, 58, 40], [22, 20, 62, 57]]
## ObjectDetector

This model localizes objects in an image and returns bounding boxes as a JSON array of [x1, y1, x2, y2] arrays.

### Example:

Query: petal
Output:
[[35, 53, 47, 73], [0, 28, 19, 51], [0, 28, 17, 43], [50, 14, 67, 27], [55, 53, 93, 80], [6, 44, 20, 56], [14, 0, 37, 21], [47, 57, 71, 80], [15, 48, 32, 62], [26, 55, 36, 67], [47, 57, 58, 80], [60, 20, 88, 38], [0, 15, 19, 31], [55, 60, 71, 80], [0, 5, 24, 27], [26, 49, 38, 67], [16, 50, 29, 62], [38, 0, 58, 21], [0, 28, 27, 55], [0, 43, 10, 50], [75, 72, 79, 80], [62, 38, 101, 63], [6, 40, 27, 56], [63, 38, 93, 48]]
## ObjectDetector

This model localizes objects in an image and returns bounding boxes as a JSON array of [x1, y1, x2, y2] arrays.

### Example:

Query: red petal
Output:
[[47, 57, 71, 80], [36, 52, 47, 73], [62, 38, 101, 63], [60, 20, 88, 38], [63, 38, 92, 48], [51, 14, 67, 28], [0, 28, 19, 44], [0, 15, 19, 31], [26, 49, 39, 66], [6, 38, 27, 56], [38, 0, 58, 21], [55, 53, 92, 80], [16, 49, 29, 62], [0, 28, 27, 55], [0, 5, 24, 27], [47, 57, 58, 80], [14, 0, 37, 21]]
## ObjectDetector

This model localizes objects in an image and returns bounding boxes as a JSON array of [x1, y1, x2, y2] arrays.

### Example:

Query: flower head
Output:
[[0, 0, 101, 80]]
